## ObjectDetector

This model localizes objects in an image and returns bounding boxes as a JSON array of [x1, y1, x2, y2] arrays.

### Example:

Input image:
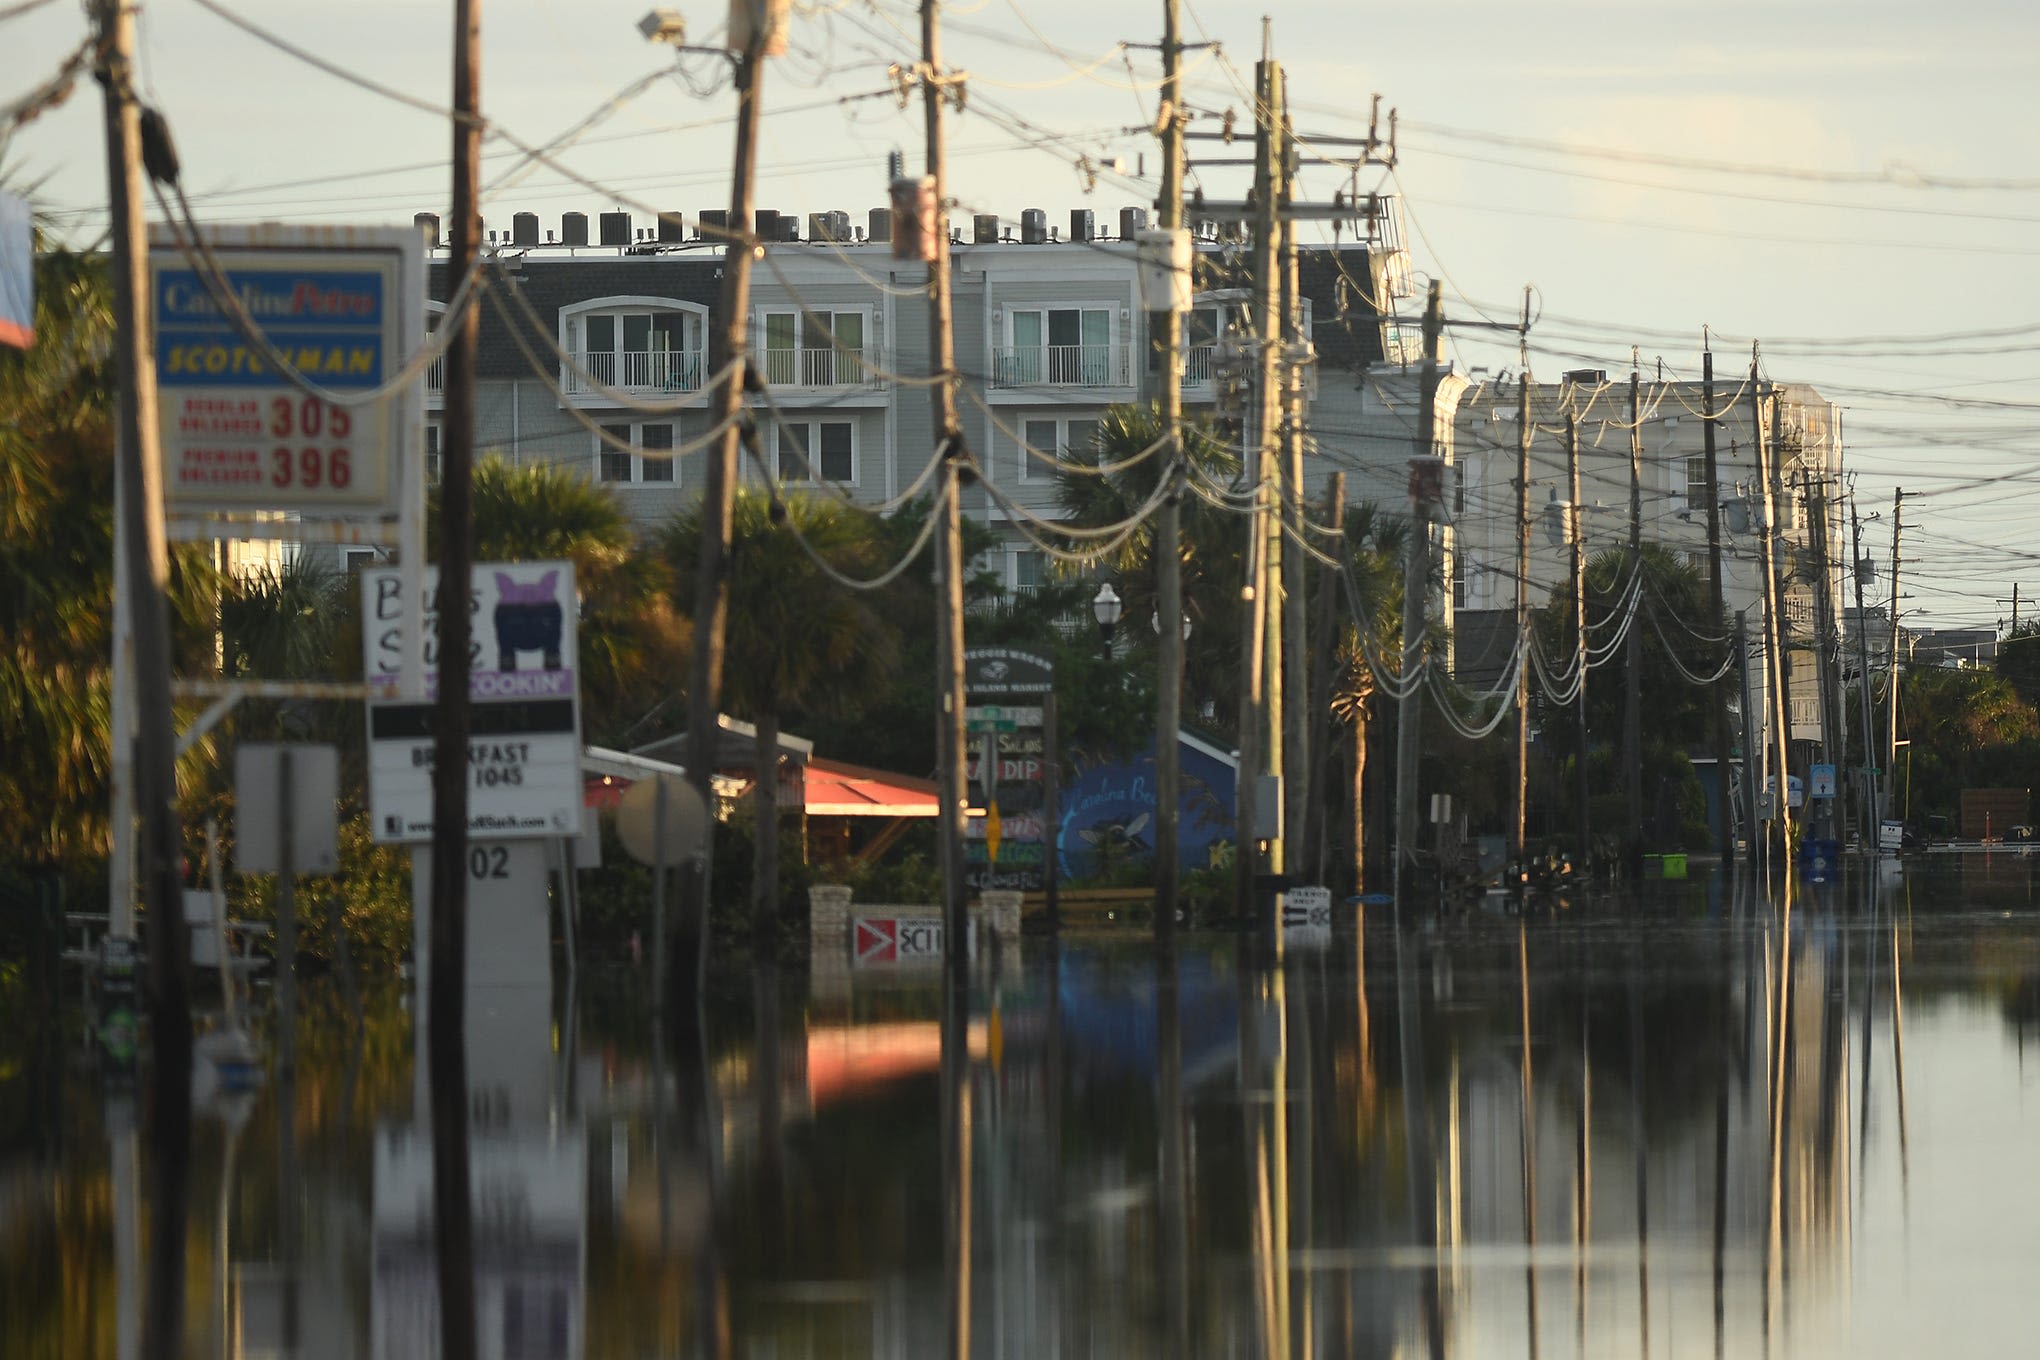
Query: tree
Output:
[[659, 488, 900, 932], [1994, 623, 2040, 715], [1323, 502, 1408, 894], [1898, 666, 2040, 823], [0, 242, 216, 869], [1050, 402, 1244, 743], [434, 455, 686, 747], [1529, 543, 1727, 849]]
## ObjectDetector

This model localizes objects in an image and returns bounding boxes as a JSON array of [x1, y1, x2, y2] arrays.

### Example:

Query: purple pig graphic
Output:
[[492, 570, 563, 671]]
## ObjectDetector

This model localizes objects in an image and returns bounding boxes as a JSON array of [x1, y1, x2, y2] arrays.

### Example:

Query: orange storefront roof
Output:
[[801, 756, 939, 818]]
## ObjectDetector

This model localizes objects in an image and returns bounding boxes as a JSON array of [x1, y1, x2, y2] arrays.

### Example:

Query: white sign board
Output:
[[148, 224, 423, 517], [361, 561, 582, 842], [1879, 819, 1905, 853]]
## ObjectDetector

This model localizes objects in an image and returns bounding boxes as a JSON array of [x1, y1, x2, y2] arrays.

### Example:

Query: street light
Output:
[[1093, 582, 1123, 650]]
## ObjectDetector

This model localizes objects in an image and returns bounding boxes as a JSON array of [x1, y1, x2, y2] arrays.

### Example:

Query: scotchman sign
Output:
[[361, 561, 582, 843], [149, 225, 423, 517]]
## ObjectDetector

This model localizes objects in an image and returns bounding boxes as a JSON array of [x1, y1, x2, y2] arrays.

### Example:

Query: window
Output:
[[424, 421, 442, 483], [562, 298, 707, 394], [776, 420, 855, 483], [762, 310, 867, 387], [1152, 304, 1223, 384], [1685, 456, 1712, 511], [1020, 416, 1100, 481], [1014, 549, 1046, 592], [1001, 306, 1115, 386], [597, 421, 677, 485]]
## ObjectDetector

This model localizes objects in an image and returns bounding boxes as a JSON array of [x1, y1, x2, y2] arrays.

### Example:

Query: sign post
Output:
[[964, 649, 1056, 919]]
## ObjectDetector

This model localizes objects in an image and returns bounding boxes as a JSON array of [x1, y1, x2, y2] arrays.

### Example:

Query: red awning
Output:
[[801, 757, 939, 818]]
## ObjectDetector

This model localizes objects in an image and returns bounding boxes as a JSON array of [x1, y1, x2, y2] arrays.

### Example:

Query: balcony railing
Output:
[[756, 345, 877, 389], [991, 344, 1126, 389], [1182, 344, 1215, 386], [564, 348, 707, 395], [426, 354, 444, 393]]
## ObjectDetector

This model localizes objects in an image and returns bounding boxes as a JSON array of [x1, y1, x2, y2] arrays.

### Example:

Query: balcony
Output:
[[756, 345, 879, 389], [563, 348, 707, 395], [991, 344, 1128, 390], [1182, 344, 1216, 387]]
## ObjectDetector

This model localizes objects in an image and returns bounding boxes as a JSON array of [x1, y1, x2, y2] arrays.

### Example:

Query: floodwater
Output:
[[9, 855, 2040, 1357]]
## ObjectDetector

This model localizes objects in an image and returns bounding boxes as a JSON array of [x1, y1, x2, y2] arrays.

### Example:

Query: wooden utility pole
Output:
[[1306, 475, 1345, 883], [1751, 354, 1793, 868], [94, 3, 191, 1355], [1737, 612, 1762, 859], [1850, 499, 1878, 843], [1152, 0, 1186, 928], [1233, 52, 1283, 909], [1622, 360, 1644, 877], [681, 19, 767, 988], [919, 9, 972, 1360], [1805, 471, 1842, 842], [1393, 281, 1444, 904], [428, 3, 483, 1358], [1882, 490, 1904, 826], [1280, 93, 1309, 884], [1568, 406, 1590, 861], [1701, 345, 1734, 868], [922, 3, 968, 939], [1509, 297, 1532, 864]]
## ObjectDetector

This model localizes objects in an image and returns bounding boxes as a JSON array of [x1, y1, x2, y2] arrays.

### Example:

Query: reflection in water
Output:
[[15, 858, 2040, 1354]]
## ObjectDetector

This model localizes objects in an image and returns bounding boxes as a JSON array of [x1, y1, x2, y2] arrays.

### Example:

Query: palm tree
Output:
[[432, 455, 687, 747], [659, 488, 900, 932], [1, 241, 216, 868], [1323, 502, 1408, 895], [1051, 403, 1244, 736]]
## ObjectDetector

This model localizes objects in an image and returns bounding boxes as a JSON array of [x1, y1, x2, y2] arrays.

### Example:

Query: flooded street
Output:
[[10, 857, 2040, 1357]]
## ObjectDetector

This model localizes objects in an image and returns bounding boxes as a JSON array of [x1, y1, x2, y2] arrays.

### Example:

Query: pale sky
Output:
[[9, 0, 2038, 630]]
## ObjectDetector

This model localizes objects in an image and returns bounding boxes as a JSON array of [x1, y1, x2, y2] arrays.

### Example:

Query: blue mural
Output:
[[1057, 733, 1237, 879]]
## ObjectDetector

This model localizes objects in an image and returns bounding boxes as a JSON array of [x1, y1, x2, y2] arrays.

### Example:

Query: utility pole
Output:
[[428, 4, 483, 1358], [920, 2, 968, 936], [1234, 51, 1284, 909], [681, 18, 768, 993], [1622, 359, 1644, 877], [1850, 498, 1877, 843], [94, 3, 190, 1355], [1568, 404, 1589, 862], [1882, 490, 1904, 830], [1306, 475, 1345, 883], [1702, 344, 1734, 868], [919, 9, 971, 1360], [1393, 281, 1444, 905], [1805, 472, 1842, 845], [1509, 294, 1532, 866], [1150, 0, 1187, 928], [1737, 612, 1761, 862], [1280, 93, 1310, 891], [1751, 353, 1793, 869]]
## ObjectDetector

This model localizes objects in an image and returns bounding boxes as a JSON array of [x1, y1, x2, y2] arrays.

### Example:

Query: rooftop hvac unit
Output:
[[1069, 209, 1095, 242], [414, 212, 441, 246], [697, 208, 729, 237], [808, 210, 850, 243], [657, 211, 687, 243], [867, 206, 893, 244], [511, 212, 540, 247], [1118, 206, 1148, 240], [754, 209, 782, 241], [599, 211, 632, 246], [560, 212, 589, 247], [1564, 369, 1607, 386], [773, 212, 800, 242], [973, 214, 999, 244], [1020, 208, 1047, 244]]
